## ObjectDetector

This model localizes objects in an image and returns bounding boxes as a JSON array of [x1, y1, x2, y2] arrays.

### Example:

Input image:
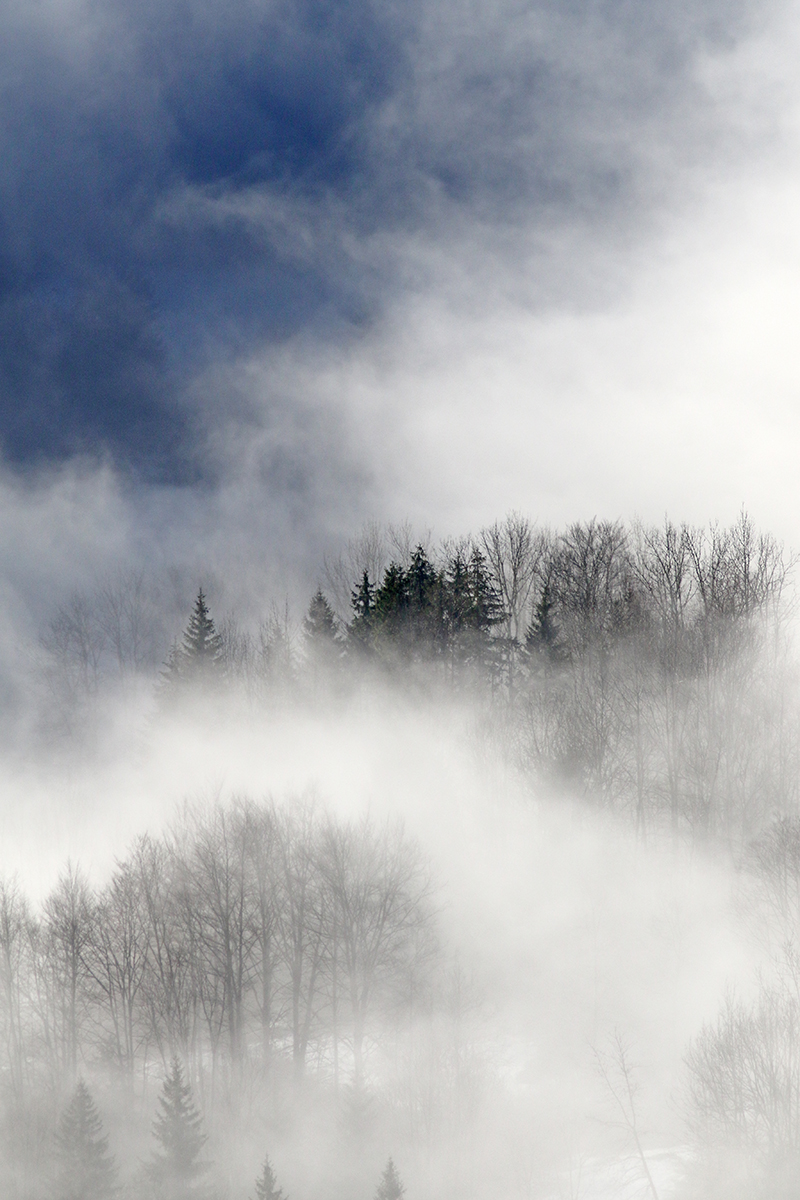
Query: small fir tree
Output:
[[251, 1155, 285, 1200], [373, 562, 410, 637], [180, 589, 224, 673], [53, 1080, 117, 1200], [147, 1057, 209, 1198], [303, 590, 341, 656], [159, 589, 224, 694], [375, 1158, 404, 1200], [349, 570, 376, 650], [525, 582, 565, 665]]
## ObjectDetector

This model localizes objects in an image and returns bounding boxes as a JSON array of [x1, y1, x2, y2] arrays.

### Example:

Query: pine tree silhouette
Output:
[[53, 1079, 117, 1200], [251, 1155, 285, 1200], [181, 590, 223, 668], [304, 589, 338, 641], [525, 581, 565, 665], [374, 1158, 404, 1200], [147, 1057, 209, 1198], [349, 570, 376, 650], [303, 589, 341, 662], [159, 589, 224, 694]]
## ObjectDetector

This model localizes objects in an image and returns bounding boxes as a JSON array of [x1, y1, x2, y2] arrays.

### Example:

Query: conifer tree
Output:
[[53, 1080, 117, 1200], [159, 589, 224, 693], [303, 590, 340, 654], [406, 546, 438, 614], [373, 562, 409, 639], [374, 1158, 404, 1200], [147, 1057, 209, 1198], [251, 1155, 285, 1200], [304, 589, 338, 641], [181, 589, 223, 674], [349, 570, 376, 650], [525, 582, 565, 664], [465, 548, 504, 634]]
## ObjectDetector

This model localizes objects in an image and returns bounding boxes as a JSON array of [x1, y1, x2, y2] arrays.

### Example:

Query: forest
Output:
[[7, 511, 800, 1198]]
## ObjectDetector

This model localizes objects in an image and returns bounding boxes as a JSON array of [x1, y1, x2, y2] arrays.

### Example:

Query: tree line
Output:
[[0, 798, 435, 1194], [36, 510, 799, 847], [51, 1059, 406, 1198], [131, 511, 795, 847]]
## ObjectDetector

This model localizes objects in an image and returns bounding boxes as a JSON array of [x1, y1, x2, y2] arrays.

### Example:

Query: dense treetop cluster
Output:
[[145, 512, 795, 844], [38, 512, 799, 846]]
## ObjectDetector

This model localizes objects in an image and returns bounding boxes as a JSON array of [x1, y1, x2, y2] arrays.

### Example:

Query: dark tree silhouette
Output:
[[303, 590, 338, 644], [373, 562, 410, 641], [303, 590, 341, 670], [375, 1158, 404, 1200], [180, 590, 223, 674], [160, 589, 224, 693], [251, 1155, 285, 1200], [525, 581, 565, 664], [349, 570, 376, 652], [147, 1057, 209, 1198], [53, 1079, 117, 1200]]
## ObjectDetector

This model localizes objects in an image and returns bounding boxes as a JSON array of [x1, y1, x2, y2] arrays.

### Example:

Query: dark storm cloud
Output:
[[0, 0, 757, 481]]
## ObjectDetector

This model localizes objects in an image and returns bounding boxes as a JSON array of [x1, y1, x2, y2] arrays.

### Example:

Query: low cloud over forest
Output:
[[0, 510, 799, 1198]]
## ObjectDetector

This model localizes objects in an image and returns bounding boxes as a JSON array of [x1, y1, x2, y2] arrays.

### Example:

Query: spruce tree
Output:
[[147, 1057, 209, 1198], [53, 1080, 117, 1200], [159, 589, 224, 693], [303, 590, 340, 655], [405, 545, 444, 655], [251, 1155, 285, 1200], [525, 582, 565, 664], [304, 589, 338, 641], [374, 1158, 404, 1200], [349, 570, 375, 650], [373, 562, 410, 645], [181, 589, 224, 674]]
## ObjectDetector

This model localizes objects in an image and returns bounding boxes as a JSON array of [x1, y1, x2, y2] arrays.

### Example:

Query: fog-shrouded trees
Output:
[[251, 1155, 285, 1200], [278, 513, 797, 848], [38, 570, 168, 740], [374, 1158, 404, 1200], [511, 513, 796, 844], [160, 591, 225, 696], [302, 590, 343, 692], [147, 1057, 210, 1199], [53, 1080, 117, 1200], [34, 512, 799, 853], [42, 512, 792, 853], [683, 815, 800, 1191], [319, 816, 433, 1088], [0, 797, 438, 1136], [686, 986, 800, 1172]]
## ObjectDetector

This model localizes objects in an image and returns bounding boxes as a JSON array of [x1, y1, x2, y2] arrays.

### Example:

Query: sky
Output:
[[2, 0, 800, 606]]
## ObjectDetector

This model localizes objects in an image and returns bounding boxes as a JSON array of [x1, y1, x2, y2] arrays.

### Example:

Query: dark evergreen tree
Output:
[[147, 1058, 209, 1199], [405, 545, 445, 655], [443, 550, 471, 629], [303, 590, 340, 651], [406, 546, 438, 614], [525, 582, 565, 664], [373, 562, 410, 639], [374, 1158, 404, 1200], [53, 1080, 117, 1200], [181, 590, 223, 673], [465, 549, 504, 634], [159, 589, 224, 693], [251, 1155, 285, 1200], [441, 547, 505, 674], [349, 571, 376, 650]]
